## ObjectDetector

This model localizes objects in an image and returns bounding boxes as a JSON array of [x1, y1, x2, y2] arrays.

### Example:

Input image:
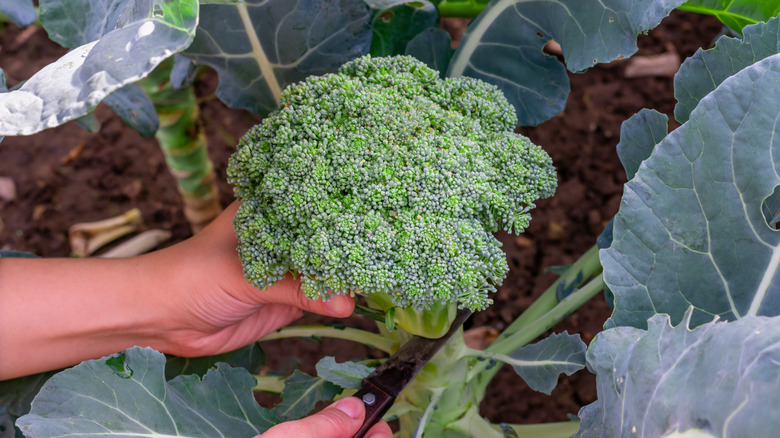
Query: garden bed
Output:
[[0, 10, 723, 425]]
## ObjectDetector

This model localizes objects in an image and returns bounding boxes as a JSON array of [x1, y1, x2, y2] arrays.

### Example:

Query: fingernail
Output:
[[325, 296, 352, 315], [332, 397, 363, 419]]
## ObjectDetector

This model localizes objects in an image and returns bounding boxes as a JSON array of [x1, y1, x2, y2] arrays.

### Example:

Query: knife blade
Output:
[[350, 308, 473, 438]]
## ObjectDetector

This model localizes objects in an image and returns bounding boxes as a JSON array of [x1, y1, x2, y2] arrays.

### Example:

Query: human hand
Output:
[[0, 202, 354, 379], [145, 201, 356, 357], [256, 397, 393, 438]]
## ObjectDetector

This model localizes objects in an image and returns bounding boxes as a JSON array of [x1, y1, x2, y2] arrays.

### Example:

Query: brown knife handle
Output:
[[351, 379, 395, 438]]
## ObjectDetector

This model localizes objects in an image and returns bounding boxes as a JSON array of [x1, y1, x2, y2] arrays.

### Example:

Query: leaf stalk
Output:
[[259, 325, 397, 354], [436, 0, 488, 18], [471, 272, 604, 383]]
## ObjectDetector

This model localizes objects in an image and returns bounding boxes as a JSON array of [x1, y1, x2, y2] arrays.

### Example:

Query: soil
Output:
[[0, 10, 723, 428]]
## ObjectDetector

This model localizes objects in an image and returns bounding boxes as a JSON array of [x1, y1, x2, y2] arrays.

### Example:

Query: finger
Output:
[[254, 275, 355, 318], [365, 420, 394, 438], [199, 202, 355, 318], [259, 397, 365, 438]]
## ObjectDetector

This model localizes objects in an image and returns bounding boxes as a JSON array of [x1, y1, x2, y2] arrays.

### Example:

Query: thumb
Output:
[[258, 397, 365, 438], [254, 275, 356, 318]]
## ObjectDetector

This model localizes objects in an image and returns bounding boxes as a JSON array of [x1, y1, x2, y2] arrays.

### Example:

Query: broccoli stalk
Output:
[[228, 55, 556, 338], [366, 291, 457, 339]]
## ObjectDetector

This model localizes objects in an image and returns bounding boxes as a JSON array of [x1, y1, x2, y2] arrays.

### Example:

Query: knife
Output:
[[350, 308, 473, 438]]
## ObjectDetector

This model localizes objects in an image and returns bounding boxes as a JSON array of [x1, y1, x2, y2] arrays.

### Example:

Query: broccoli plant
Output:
[[6, 0, 743, 231], [7, 2, 780, 438], [227, 55, 556, 337], [3, 53, 598, 438]]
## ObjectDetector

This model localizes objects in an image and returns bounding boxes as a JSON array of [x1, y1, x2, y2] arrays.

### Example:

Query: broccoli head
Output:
[[228, 55, 556, 333]]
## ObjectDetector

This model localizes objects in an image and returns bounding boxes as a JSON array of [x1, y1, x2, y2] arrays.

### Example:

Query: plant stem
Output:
[[259, 325, 397, 354], [445, 405, 503, 438], [253, 375, 285, 394], [413, 388, 444, 438], [496, 420, 581, 438], [436, 0, 489, 18], [675, 4, 756, 31], [493, 245, 602, 344], [139, 62, 222, 233], [470, 273, 604, 382], [354, 304, 386, 324], [496, 273, 605, 354]]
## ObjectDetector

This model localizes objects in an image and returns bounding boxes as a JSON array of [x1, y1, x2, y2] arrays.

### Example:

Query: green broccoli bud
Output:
[[228, 55, 557, 338]]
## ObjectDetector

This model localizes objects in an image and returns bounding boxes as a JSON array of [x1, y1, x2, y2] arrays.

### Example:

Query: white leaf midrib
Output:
[[236, 3, 281, 104]]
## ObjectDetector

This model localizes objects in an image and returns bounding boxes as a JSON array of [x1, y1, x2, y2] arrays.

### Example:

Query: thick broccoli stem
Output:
[[393, 325, 470, 436], [394, 246, 603, 436], [366, 292, 457, 339], [390, 278, 604, 436], [140, 62, 221, 233]]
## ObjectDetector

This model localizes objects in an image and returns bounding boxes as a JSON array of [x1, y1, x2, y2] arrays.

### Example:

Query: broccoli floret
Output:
[[228, 55, 556, 336]]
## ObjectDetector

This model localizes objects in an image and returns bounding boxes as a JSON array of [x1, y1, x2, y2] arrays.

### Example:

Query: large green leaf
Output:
[[102, 83, 160, 137], [596, 108, 668, 263], [38, 0, 167, 136], [164, 342, 265, 380], [271, 370, 341, 421], [39, 0, 129, 48], [447, 0, 685, 126], [404, 27, 453, 78], [0, 0, 36, 27], [602, 53, 780, 330], [315, 356, 373, 390], [0, 371, 57, 419], [576, 312, 780, 437], [16, 347, 280, 438], [616, 109, 669, 181], [170, 54, 200, 89], [674, 15, 780, 123], [0, 0, 197, 136], [0, 369, 58, 438], [498, 332, 586, 395], [181, 0, 372, 116], [0, 406, 13, 438], [367, 0, 439, 57], [678, 0, 780, 32]]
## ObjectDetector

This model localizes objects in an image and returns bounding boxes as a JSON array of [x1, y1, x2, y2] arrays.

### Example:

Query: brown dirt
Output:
[[0, 11, 723, 426]]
